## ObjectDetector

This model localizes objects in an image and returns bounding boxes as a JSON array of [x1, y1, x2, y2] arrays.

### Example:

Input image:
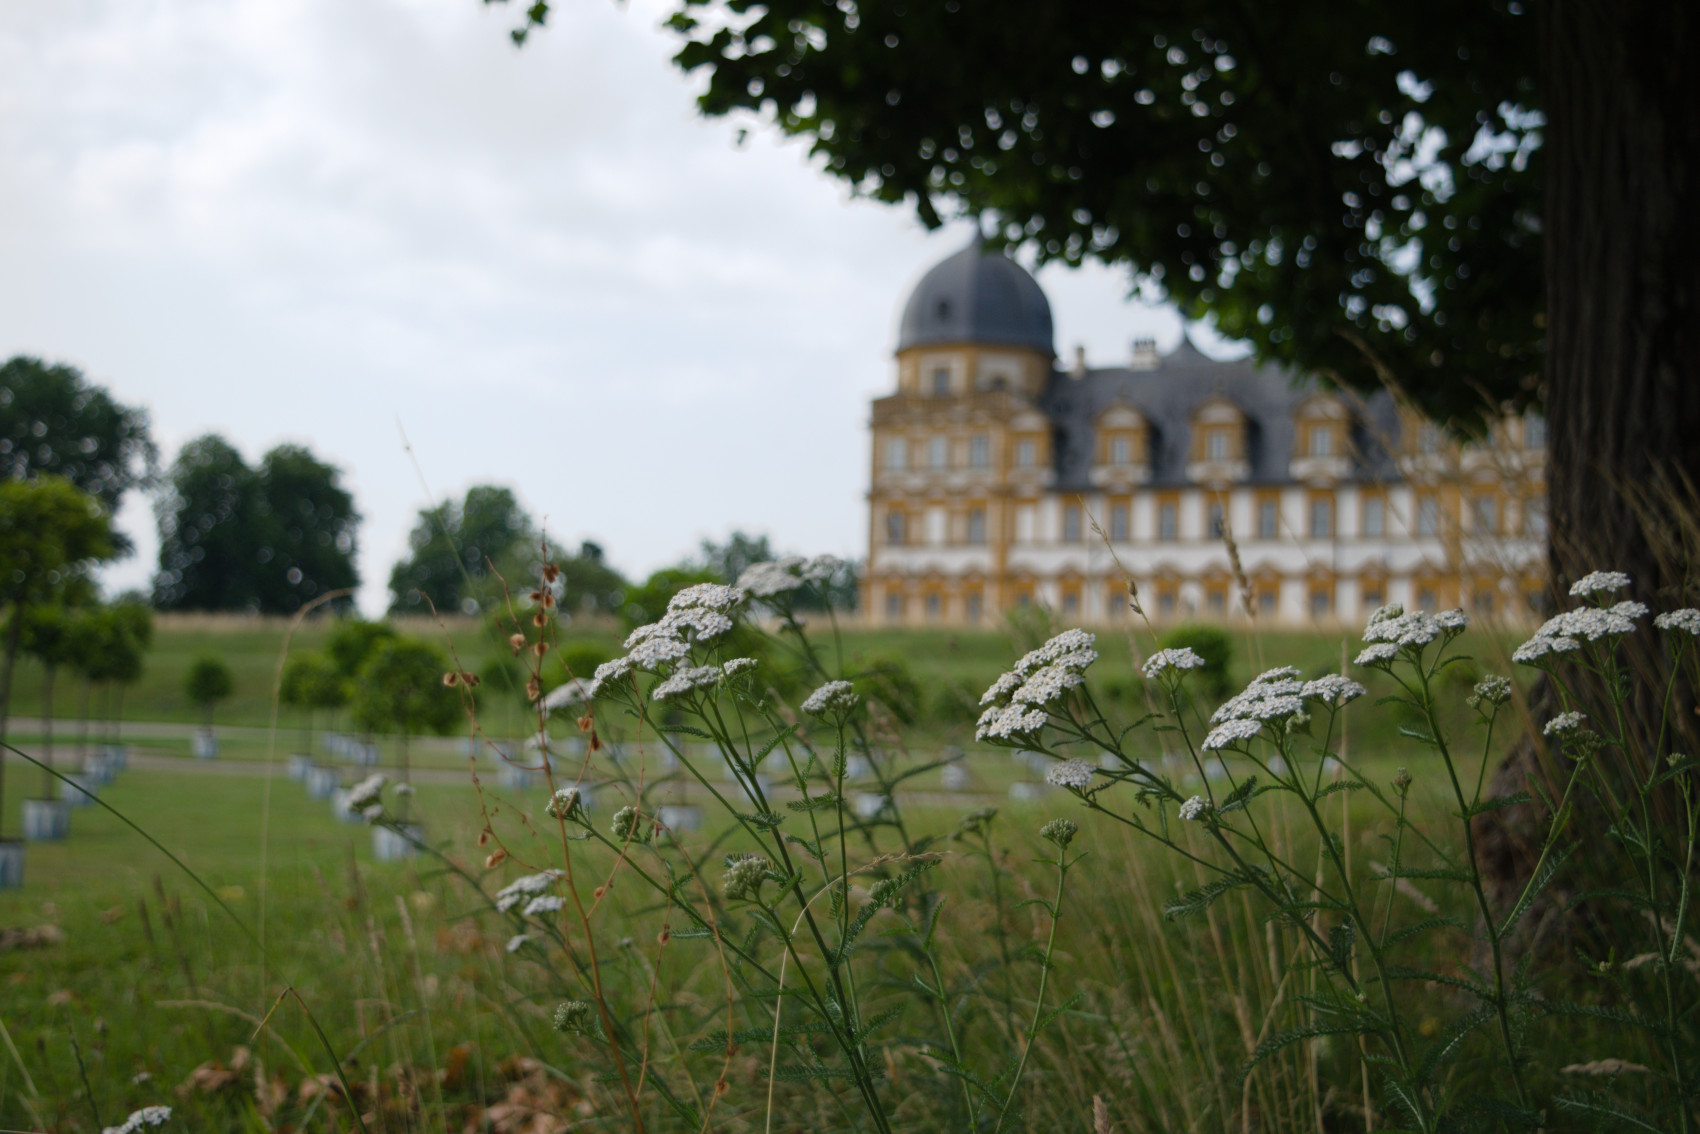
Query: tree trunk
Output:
[[0, 612, 22, 838], [1476, 4, 1700, 904], [40, 664, 55, 799], [77, 678, 90, 764]]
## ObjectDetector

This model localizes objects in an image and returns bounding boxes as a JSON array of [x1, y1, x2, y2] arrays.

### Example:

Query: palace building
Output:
[[862, 239, 1547, 627]]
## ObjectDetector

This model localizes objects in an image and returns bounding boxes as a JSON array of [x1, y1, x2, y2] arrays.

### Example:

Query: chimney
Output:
[[1070, 345, 1088, 378], [1130, 337, 1159, 370]]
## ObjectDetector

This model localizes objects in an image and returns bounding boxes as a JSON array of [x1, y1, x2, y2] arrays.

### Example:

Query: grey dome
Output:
[[896, 239, 1055, 356]]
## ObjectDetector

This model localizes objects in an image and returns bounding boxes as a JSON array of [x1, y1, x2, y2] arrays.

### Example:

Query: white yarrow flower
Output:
[[721, 657, 759, 676], [1355, 643, 1399, 666], [652, 665, 725, 702], [345, 772, 387, 812], [668, 583, 747, 612], [1656, 608, 1700, 635], [1570, 570, 1632, 597], [980, 670, 1024, 706], [1142, 647, 1207, 680], [546, 787, 583, 820], [802, 680, 859, 716], [1303, 674, 1367, 707], [506, 934, 531, 954], [1544, 711, 1587, 737], [1011, 663, 1086, 706], [523, 895, 565, 917], [1178, 795, 1211, 821], [102, 1106, 173, 1134], [976, 703, 1049, 741], [1045, 758, 1094, 789], [1203, 718, 1263, 750]]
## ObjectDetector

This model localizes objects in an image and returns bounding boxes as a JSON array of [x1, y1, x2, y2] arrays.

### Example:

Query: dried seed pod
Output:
[[485, 849, 508, 868]]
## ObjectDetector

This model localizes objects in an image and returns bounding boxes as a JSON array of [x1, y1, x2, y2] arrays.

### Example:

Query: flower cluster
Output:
[[586, 584, 749, 697], [1655, 608, 1700, 635], [541, 678, 595, 715], [722, 854, 771, 902], [1141, 647, 1206, 680], [1570, 570, 1631, 597], [1041, 817, 1078, 849], [736, 555, 842, 598], [977, 629, 1098, 741], [506, 933, 531, 953], [1469, 675, 1514, 708], [1045, 758, 1094, 789], [102, 1107, 172, 1134], [553, 1000, 595, 1036], [611, 805, 650, 844], [1178, 795, 1212, 822], [722, 656, 759, 676], [1361, 605, 1468, 651], [1515, 599, 1646, 663], [346, 772, 386, 816], [802, 680, 859, 716], [1544, 711, 1588, 738], [522, 895, 564, 917], [495, 871, 563, 913], [1207, 667, 1306, 739], [652, 665, 725, 702], [546, 787, 583, 820], [1302, 674, 1367, 707]]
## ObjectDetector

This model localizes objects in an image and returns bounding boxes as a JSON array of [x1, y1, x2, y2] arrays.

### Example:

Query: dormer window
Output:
[[1015, 438, 1037, 467], [1110, 436, 1131, 465], [930, 367, 951, 396], [1206, 430, 1229, 461], [1307, 425, 1333, 457], [1524, 415, 1546, 449]]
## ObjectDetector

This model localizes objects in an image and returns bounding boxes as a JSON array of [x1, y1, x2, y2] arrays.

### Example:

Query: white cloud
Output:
[[0, 0, 1227, 614]]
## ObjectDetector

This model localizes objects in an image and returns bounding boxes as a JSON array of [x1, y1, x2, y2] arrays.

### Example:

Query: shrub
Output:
[[1158, 622, 1234, 699]]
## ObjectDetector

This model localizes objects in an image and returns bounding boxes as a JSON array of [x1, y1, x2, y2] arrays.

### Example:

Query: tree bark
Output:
[[40, 664, 54, 799], [1476, 3, 1700, 905]]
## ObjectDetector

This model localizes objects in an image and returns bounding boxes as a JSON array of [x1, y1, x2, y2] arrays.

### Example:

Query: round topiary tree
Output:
[[1158, 624, 1235, 702], [184, 656, 235, 729], [349, 637, 460, 820], [280, 652, 345, 757]]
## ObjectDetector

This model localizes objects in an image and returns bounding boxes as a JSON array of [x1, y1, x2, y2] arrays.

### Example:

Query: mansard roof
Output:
[[1038, 339, 1404, 490]]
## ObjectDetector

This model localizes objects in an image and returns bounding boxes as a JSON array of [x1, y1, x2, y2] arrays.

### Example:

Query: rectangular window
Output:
[[1472, 589, 1496, 616], [1416, 495, 1441, 537], [965, 592, 983, 622], [1108, 590, 1127, 616], [1309, 496, 1334, 538], [1362, 496, 1385, 538], [931, 367, 952, 396], [1158, 592, 1176, 616], [967, 508, 986, 545], [1015, 503, 1036, 544], [885, 592, 905, 620], [1208, 501, 1226, 539], [885, 437, 908, 470], [1015, 438, 1036, 467], [1362, 584, 1385, 611], [969, 434, 990, 468], [1208, 589, 1226, 614], [1472, 495, 1498, 535], [1062, 590, 1080, 615], [1110, 436, 1131, 465], [929, 436, 949, 469], [1417, 586, 1438, 612], [1063, 504, 1082, 543], [925, 593, 942, 619], [1109, 503, 1130, 541], [885, 510, 906, 545], [1310, 587, 1333, 617], [1309, 425, 1333, 457], [925, 507, 947, 546], [1525, 415, 1546, 449], [1259, 588, 1278, 614], [1206, 430, 1228, 461], [1258, 499, 1279, 539], [1158, 502, 1178, 541]]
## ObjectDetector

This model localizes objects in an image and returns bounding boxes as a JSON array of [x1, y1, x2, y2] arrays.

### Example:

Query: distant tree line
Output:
[[2, 353, 859, 623]]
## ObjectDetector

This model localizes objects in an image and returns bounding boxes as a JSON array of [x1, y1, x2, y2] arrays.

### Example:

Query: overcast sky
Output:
[[0, 0, 1237, 615]]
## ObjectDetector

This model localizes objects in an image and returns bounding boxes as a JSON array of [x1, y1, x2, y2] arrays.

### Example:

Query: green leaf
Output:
[[1467, 791, 1532, 817], [787, 793, 841, 812], [1238, 1022, 1363, 1081], [1499, 842, 1575, 936], [1220, 774, 1258, 814], [1164, 867, 1264, 921]]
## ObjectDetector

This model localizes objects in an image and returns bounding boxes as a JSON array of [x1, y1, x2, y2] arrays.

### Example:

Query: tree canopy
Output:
[[153, 434, 360, 613], [500, 1, 1541, 430], [349, 637, 460, 738], [0, 356, 157, 512], [184, 656, 235, 720], [388, 484, 536, 615]]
